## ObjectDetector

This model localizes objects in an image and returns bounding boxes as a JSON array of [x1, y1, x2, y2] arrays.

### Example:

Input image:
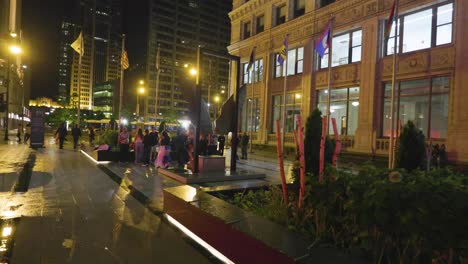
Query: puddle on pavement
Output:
[[13, 153, 35, 193], [0, 217, 20, 264]]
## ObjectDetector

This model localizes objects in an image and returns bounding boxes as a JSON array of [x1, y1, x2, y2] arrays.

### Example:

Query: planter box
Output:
[[198, 155, 225, 172], [97, 150, 134, 162]]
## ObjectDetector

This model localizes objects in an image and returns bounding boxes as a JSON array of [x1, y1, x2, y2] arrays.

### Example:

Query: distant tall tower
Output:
[[57, 21, 76, 105], [125, 0, 232, 120], [67, 0, 122, 110]]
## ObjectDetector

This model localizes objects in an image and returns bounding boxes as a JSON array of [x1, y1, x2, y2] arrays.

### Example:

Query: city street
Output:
[[0, 139, 215, 264]]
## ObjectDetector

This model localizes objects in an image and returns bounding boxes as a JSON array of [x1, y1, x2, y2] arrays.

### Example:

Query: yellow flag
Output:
[[70, 31, 84, 57], [121, 50, 129, 70]]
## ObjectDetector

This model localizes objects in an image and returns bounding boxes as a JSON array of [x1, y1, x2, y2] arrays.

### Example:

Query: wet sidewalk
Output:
[[0, 141, 32, 193], [1, 139, 216, 263]]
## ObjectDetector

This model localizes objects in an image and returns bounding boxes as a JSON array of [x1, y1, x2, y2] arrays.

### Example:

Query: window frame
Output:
[[294, 0, 305, 18], [276, 5, 286, 26], [256, 15, 265, 34], [383, 1, 454, 56], [381, 76, 450, 139], [274, 47, 304, 78], [316, 87, 360, 136], [243, 20, 251, 39], [242, 58, 263, 84], [318, 29, 362, 69]]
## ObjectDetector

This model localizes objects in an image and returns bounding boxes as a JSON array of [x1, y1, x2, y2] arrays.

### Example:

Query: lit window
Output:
[[274, 47, 304, 78], [384, 3, 453, 56], [319, 29, 362, 69]]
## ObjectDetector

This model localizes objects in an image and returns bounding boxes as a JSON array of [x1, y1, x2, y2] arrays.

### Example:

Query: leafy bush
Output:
[[396, 121, 426, 171], [304, 109, 334, 178], [97, 129, 118, 148], [229, 167, 468, 263]]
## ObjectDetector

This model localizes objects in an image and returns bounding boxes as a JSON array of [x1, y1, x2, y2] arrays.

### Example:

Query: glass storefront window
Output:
[[271, 94, 302, 132], [382, 77, 449, 139], [242, 98, 261, 132], [317, 87, 360, 136]]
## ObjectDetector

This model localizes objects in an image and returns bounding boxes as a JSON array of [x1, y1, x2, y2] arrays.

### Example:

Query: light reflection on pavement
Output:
[[0, 139, 214, 264]]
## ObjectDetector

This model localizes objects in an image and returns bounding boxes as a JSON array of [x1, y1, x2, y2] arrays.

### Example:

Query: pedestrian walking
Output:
[[155, 131, 171, 168], [118, 126, 130, 162], [241, 132, 249, 160], [71, 124, 82, 150], [24, 124, 31, 144], [17, 124, 22, 143], [218, 134, 225, 156], [143, 129, 152, 165], [55, 123, 68, 149], [134, 128, 144, 164]]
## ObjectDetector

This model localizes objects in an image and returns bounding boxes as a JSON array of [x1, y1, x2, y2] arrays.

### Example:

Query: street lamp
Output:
[[136, 84, 145, 121], [4, 44, 22, 141], [214, 95, 220, 119]]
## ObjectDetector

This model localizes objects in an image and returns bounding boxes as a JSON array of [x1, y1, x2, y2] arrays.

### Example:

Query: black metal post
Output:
[[230, 58, 241, 172], [3, 55, 10, 141], [193, 47, 201, 173]]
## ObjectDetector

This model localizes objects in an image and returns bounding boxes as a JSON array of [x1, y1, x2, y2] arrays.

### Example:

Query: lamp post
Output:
[[214, 95, 220, 119], [136, 80, 145, 121], [4, 44, 22, 141]]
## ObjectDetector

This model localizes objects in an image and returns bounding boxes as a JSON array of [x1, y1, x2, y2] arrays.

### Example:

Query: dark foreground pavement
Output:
[[0, 140, 214, 264]]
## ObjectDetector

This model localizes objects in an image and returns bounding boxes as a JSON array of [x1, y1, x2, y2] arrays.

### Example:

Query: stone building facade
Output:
[[228, 0, 468, 162]]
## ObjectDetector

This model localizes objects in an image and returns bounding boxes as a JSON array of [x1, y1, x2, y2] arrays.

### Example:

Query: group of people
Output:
[[54, 122, 96, 150], [117, 126, 173, 168], [117, 126, 232, 169], [15, 124, 31, 144]]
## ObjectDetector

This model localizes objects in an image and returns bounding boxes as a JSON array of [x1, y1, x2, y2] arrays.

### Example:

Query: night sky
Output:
[[22, 0, 63, 99]]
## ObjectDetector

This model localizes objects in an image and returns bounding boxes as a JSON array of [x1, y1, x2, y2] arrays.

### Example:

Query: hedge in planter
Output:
[[231, 166, 468, 263]]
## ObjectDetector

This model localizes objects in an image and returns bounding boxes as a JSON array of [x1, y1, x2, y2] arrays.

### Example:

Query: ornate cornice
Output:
[[229, 0, 440, 58]]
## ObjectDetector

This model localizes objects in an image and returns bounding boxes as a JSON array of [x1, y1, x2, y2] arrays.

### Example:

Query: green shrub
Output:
[[304, 109, 335, 177], [230, 166, 468, 262], [396, 121, 426, 171], [97, 129, 118, 148]]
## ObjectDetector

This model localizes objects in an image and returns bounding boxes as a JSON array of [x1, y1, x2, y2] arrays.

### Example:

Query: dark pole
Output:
[[4, 55, 10, 141], [193, 47, 201, 173], [230, 58, 241, 172]]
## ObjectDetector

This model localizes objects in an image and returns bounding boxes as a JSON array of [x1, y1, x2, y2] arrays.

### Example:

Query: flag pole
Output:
[[155, 44, 160, 126], [249, 54, 255, 153], [119, 34, 125, 124], [326, 18, 334, 136], [281, 35, 289, 152], [389, 0, 399, 169], [77, 40, 82, 127]]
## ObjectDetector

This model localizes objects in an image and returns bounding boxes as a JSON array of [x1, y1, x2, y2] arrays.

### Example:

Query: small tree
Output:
[[304, 109, 335, 177], [396, 121, 426, 171], [304, 109, 323, 176]]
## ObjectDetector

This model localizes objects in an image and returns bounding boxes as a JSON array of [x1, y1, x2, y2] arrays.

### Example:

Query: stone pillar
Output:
[[353, 18, 379, 153], [446, 0, 468, 162]]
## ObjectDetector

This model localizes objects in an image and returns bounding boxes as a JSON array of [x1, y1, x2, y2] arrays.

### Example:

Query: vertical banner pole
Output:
[[276, 119, 289, 205], [297, 115, 306, 208]]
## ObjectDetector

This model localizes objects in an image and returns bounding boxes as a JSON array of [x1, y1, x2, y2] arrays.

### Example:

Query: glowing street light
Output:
[[214, 96, 220, 103], [139, 80, 144, 85], [9, 45, 22, 55], [189, 68, 198, 76], [138, 87, 145, 94]]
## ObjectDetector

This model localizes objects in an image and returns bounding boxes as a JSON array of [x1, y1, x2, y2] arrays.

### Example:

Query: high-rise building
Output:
[[57, 20, 76, 104], [125, 0, 232, 121], [228, 0, 468, 162], [65, 0, 122, 110], [0, 0, 29, 130]]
